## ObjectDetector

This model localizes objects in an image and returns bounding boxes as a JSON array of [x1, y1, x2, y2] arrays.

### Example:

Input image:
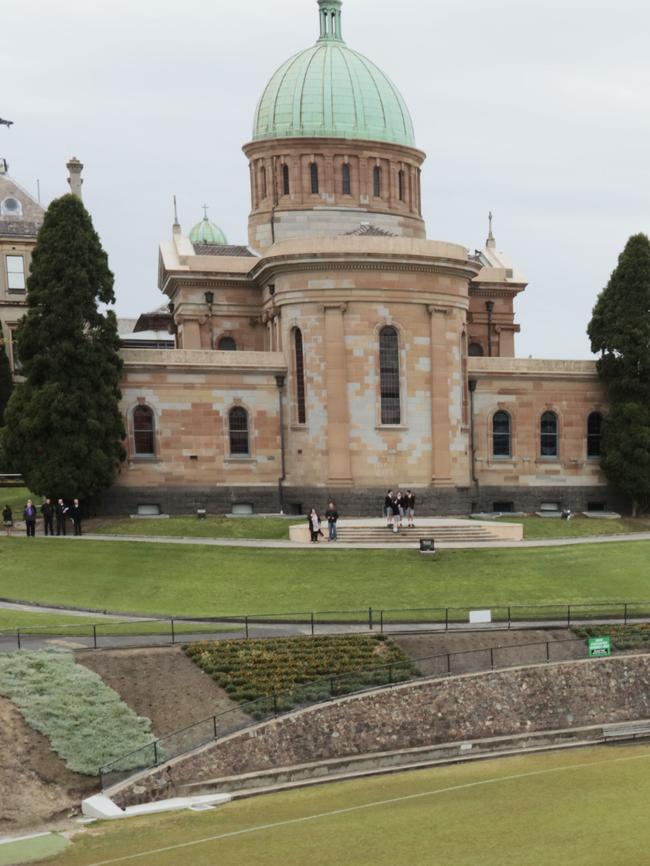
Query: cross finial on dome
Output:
[[317, 0, 344, 43], [202, 203, 209, 220]]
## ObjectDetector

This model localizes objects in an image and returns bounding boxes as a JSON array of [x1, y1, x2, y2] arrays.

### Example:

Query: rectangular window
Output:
[[9, 329, 20, 372], [6, 255, 25, 291]]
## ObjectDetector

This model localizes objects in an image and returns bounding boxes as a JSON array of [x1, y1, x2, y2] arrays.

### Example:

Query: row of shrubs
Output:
[[573, 624, 650, 651], [183, 634, 418, 713], [0, 650, 155, 776]]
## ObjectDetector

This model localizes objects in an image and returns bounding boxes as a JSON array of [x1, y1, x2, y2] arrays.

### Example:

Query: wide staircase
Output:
[[335, 523, 503, 545]]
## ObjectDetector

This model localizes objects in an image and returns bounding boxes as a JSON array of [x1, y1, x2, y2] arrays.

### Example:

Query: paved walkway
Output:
[[11, 529, 650, 551]]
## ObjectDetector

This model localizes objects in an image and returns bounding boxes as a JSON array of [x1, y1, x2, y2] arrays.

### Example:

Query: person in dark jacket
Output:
[[41, 498, 55, 536], [56, 499, 69, 536], [384, 490, 393, 527], [390, 494, 401, 534], [23, 499, 37, 537], [307, 508, 321, 543], [3, 504, 13, 536], [325, 501, 339, 541], [70, 498, 82, 536], [405, 489, 416, 527]]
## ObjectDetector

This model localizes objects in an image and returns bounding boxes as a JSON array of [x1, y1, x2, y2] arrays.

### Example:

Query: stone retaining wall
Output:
[[113, 655, 650, 805]]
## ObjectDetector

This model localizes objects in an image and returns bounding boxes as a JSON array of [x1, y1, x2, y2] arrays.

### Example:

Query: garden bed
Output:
[[572, 624, 650, 651]]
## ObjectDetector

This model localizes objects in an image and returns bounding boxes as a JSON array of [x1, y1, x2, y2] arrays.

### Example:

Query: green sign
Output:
[[588, 636, 611, 658]]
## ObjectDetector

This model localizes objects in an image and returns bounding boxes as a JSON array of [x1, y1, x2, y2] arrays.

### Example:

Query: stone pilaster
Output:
[[428, 305, 453, 486], [324, 303, 353, 484]]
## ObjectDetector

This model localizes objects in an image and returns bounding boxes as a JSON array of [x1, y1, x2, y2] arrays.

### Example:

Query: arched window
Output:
[[133, 405, 155, 455], [282, 163, 290, 196], [492, 411, 511, 458], [1, 197, 22, 216], [310, 162, 319, 194], [540, 411, 558, 457], [587, 412, 603, 458], [260, 165, 267, 199], [379, 326, 400, 425], [468, 342, 484, 357], [229, 407, 249, 455], [342, 163, 351, 195], [294, 328, 306, 424], [217, 336, 236, 351], [373, 165, 382, 198], [398, 169, 405, 202]]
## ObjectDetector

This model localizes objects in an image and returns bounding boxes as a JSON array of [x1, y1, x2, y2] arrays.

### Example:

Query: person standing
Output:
[[405, 489, 416, 528], [384, 490, 393, 527], [3, 504, 13, 536], [70, 498, 82, 536], [325, 500, 339, 541], [56, 499, 69, 536], [395, 490, 404, 527], [23, 499, 37, 537], [41, 498, 55, 536], [307, 508, 321, 543], [390, 494, 401, 534]]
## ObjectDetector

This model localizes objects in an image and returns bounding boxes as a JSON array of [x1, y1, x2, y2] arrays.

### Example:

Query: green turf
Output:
[[91, 516, 302, 540], [0, 485, 36, 519], [39, 746, 650, 865], [0, 536, 649, 619], [0, 609, 235, 637], [497, 514, 650, 539], [0, 833, 68, 866]]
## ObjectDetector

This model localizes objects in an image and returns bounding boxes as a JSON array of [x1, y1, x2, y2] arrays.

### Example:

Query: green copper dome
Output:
[[189, 215, 228, 246], [252, 0, 415, 148]]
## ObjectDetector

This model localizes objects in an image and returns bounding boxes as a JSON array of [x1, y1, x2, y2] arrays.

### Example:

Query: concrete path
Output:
[[12, 529, 650, 551]]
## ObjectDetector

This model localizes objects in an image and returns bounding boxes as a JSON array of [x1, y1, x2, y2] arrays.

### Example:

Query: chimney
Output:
[[66, 157, 84, 199]]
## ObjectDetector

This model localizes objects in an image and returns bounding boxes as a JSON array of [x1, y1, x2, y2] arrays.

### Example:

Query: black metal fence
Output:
[[4, 600, 650, 652], [100, 634, 601, 789]]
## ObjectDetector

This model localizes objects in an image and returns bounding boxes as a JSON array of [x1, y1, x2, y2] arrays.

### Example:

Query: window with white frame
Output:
[[6, 255, 25, 291]]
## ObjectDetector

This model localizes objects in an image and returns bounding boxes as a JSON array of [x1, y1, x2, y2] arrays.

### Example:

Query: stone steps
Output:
[[335, 525, 500, 544]]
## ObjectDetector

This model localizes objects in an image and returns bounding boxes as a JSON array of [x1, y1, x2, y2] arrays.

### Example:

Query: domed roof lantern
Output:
[[189, 205, 228, 246], [252, 0, 415, 148]]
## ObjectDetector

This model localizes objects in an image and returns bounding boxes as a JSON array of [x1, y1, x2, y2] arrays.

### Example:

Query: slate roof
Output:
[[192, 244, 255, 257]]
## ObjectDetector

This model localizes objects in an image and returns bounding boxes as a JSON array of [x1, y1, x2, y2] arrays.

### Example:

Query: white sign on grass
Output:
[[469, 609, 492, 624]]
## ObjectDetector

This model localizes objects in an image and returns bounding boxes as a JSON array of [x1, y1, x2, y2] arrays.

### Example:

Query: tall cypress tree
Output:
[[587, 233, 650, 513], [2, 194, 125, 499]]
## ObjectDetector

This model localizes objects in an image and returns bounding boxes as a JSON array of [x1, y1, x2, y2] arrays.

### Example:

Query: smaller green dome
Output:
[[190, 216, 228, 246]]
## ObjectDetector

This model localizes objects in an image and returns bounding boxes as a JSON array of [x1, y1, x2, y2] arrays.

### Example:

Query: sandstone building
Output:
[[0, 1, 613, 515]]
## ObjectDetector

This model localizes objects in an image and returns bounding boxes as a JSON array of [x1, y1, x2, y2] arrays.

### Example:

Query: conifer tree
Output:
[[587, 233, 650, 513], [2, 194, 125, 499], [0, 340, 12, 426]]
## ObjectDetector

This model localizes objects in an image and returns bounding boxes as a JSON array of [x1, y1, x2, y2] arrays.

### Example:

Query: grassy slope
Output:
[[0, 536, 649, 617], [92, 516, 302, 540], [497, 514, 650, 539], [40, 746, 650, 866]]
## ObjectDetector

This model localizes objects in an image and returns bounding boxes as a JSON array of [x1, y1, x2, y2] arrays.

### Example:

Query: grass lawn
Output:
[[0, 834, 68, 866], [0, 536, 650, 618], [91, 516, 302, 540], [497, 514, 650, 539], [0, 609, 235, 636], [0, 485, 35, 517], [39, 745, 650, 866]]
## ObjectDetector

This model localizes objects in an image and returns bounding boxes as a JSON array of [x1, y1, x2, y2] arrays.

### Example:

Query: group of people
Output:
[[3, 497, 83, 537], [384, 489, 416, 533], [307, 501, 339, 543]]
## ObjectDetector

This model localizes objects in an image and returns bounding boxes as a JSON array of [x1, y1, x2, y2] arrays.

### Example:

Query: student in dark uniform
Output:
[[390, 494, 401, 534], [325, 500, 339, 541], [41, 498, 55, 536], [384, 490, 393, 527], [56, 499, 69, 536], [3, 504, 13, 536], [23, 499, 37, 537], [405, 489, 416, 527], [70, 498, 82, 536]]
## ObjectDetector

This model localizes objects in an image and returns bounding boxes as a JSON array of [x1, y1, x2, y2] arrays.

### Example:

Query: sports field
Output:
[[38, 745, 650, 866]]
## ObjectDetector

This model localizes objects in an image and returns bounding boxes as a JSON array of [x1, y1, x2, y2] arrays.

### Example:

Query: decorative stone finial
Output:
[[487, 210, 495, 248], [66, 157, 84, 199], [317, 0, 344, 42]]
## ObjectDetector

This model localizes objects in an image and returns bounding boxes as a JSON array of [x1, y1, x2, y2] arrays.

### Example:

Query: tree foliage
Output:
[[588, 233, 650, 513], [0, 340, 13, 427], [2, 194, 125, 499]]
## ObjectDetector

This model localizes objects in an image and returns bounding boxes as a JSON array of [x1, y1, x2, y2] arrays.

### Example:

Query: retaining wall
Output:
[[113, 654, 650, 806]]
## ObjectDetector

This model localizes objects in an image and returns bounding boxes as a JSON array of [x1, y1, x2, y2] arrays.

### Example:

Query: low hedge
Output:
[[0, 650, 155, 776], [573, 624, 650, 651], [183, 634, 417, 715]]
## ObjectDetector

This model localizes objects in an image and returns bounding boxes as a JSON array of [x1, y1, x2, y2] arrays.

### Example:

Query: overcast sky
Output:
[[3, 0, 649, 358]]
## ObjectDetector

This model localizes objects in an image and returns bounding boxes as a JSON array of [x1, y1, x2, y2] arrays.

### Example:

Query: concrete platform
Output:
[[289, 517, 523, 544]]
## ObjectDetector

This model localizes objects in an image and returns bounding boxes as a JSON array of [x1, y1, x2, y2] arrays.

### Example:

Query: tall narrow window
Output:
[[398, 169, 405, 202], [133, 405, 155, 455], [294, 328, 306, 424], [587, 412, 603, 458], [310, 162, 319, 194], [8, 329, 20, 373], [492, 411, 511, 458], [373, 165, 382, 198], [217, 336, 236, 351], [379, 326, 400, 425], [229, 407, 249, 455], [260, 165, 267, 199], [6, 255, 25, 291], [540, 411, 558, 457], [342, 163, 351, 195], [282, 163, 290, 196], [468, 342, 484, 357]]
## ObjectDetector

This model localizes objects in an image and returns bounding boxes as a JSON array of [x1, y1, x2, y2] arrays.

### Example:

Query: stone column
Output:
[[324, 303, 353, 485], [428, 305, 453, 485]]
